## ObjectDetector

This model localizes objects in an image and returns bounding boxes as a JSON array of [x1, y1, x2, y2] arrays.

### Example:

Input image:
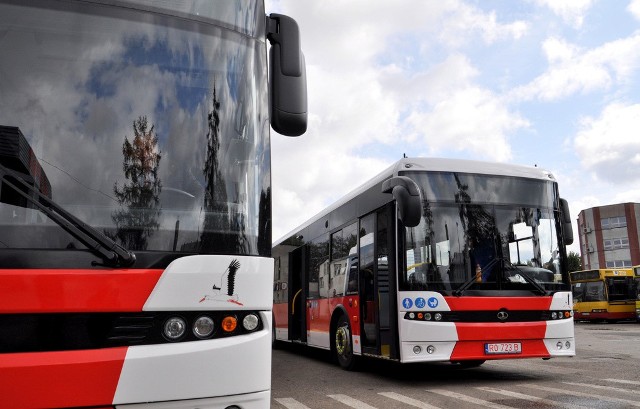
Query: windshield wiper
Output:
[[505, 262, 547, 295], [453, 269, 481, 296], [0, 165, 136, 267]]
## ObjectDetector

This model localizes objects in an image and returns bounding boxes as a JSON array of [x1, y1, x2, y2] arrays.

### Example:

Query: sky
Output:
[[266, 0, 640, 254]]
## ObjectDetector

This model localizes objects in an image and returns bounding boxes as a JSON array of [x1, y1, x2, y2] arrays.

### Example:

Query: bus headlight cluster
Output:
[[405, 312, 446, 321], [550, 310, 572, 320], [412, 345, 436, 354], [162, 313, 261, 342], [556, 340, 571, 350]]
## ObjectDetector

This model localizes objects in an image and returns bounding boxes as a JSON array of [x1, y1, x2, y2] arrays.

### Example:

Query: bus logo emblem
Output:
[[497, 311, 509, 321]]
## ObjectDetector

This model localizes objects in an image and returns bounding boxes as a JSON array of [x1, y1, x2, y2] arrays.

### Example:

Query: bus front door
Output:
[[359, 206, 397, 359]]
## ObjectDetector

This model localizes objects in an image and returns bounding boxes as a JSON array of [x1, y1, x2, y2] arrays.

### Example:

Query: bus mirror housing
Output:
[[381, 176, 422, 227], [560, 198, 574, 245], [267, 14, 308, 136]]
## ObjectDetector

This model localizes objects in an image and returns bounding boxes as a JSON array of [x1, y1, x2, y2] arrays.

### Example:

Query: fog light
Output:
[[242, 313, 259, 331], [164, 317, 186, 341], [193, 316, 215, 338], [426, 345, 435, 354], [413, 345, 422, 354], [565, 341, 571, 349], [556, 341, 563, 350], [222, 316, 238, 333], [434, 313, 442, 321], [424, 313, 432, 321]]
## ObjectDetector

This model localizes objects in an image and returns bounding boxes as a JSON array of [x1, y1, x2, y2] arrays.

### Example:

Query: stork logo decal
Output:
[[199, 259, 243, 305]]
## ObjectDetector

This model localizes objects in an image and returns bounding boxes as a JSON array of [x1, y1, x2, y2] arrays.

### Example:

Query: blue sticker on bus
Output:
[[415, 297, 426, 309], [402, 298, 413, 309], [428, 297, 439, 308]]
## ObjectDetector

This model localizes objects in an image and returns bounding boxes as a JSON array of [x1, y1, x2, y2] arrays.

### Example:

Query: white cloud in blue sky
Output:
[[267, 0, 640, 254]]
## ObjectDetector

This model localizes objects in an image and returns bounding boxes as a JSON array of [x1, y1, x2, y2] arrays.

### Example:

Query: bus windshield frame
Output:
[[399, 171, 568, 295]]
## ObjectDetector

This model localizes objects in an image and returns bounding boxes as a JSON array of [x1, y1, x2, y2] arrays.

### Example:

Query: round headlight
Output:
[[164, 317, 186, 341], [434, 313, 442, 321], [193, 316, 215, 339], [243, 313, 260, 331], [424, 313, 432, 321], [551, 312, 557, 319]]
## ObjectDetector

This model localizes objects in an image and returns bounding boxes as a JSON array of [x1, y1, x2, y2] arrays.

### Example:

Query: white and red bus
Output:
[[273, 158, 575, 369], [0, 1, 306, 408]]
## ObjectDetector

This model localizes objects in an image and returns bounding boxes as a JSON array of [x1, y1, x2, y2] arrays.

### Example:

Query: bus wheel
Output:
[[334, 315, 356, 370]]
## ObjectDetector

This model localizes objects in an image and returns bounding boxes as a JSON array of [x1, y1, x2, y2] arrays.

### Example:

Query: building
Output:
[[577, 203, 640, 270]]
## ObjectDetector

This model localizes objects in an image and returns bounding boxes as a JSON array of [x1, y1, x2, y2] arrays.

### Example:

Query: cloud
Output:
[[573, 102, 640, 183], [267, 1, 533, 232], [628, 0, 640, 20], [510, 33, 640, 101], [531, 0, 595, 28]]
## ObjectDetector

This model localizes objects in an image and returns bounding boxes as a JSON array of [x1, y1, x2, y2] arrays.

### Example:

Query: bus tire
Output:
[[334, 314, 356, 370]]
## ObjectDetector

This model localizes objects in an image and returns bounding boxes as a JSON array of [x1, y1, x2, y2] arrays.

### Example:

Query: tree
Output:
[[112, 116, 162, 250], [567, 251, 582, 272]]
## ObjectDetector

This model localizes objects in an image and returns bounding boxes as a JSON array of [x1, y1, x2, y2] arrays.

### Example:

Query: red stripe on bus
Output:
[[0, 348, 127, 409], [452, 322, 549, 360], [444, 296, 553, 311], [451, 339, 549, 360], [0, 269, 163, 313], [455, 322, 548, 340]]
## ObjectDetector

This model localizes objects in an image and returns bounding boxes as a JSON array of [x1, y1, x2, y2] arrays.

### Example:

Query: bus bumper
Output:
[[115, 391, 270, 409]]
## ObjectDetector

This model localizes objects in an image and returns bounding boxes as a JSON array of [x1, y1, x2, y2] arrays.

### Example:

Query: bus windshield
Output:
[[0, 0, 270, 258], [401, 172, 566, 294], [572, 281, 606, 302]]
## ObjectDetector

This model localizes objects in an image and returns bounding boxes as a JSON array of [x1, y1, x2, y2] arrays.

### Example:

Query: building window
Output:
[[604, 237, 629, 250], [601, 216, 627, 230], [605, 260, 632, 268]]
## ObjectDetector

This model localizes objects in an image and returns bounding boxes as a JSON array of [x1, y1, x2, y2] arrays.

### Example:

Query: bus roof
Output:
[[274, 157, 556, 246]]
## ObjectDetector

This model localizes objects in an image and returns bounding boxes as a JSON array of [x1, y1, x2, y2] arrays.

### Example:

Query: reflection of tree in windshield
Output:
[[454, 174, 500, 279], [111, 116, 162, 250], [201, 82, 228, 251]]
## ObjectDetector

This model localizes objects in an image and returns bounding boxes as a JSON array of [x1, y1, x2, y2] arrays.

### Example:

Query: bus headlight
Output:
[[242, 313, 259, 331], [164, 317, 187, 340], [193, 316, 215, 338]]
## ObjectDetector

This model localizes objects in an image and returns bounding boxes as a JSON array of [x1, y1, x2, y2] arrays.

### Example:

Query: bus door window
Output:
[[359, 214, 376, 348], [606, 276, 634, 301], [304, 234, 328, 347], [330, 222, 358, 298]]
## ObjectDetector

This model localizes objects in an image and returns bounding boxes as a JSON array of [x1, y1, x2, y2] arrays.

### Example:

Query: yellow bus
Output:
[[634, 266, 640, 322], [570, 269, 636, 322]]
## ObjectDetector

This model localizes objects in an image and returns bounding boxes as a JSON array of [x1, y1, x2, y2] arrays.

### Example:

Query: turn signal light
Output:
[[222, 316, 238, 332]]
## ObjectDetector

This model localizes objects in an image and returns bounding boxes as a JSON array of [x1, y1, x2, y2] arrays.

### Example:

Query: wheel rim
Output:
[[335, 325, 351, 357]]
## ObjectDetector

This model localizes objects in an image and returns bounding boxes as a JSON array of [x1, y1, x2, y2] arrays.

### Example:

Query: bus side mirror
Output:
[[381, 176, 422, 227], [560, 198, 574, 245], [267, 14, 307, 136]]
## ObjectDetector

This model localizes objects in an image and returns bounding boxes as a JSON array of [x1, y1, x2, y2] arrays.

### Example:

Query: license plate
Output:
[[485, 342, 522, 355]]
